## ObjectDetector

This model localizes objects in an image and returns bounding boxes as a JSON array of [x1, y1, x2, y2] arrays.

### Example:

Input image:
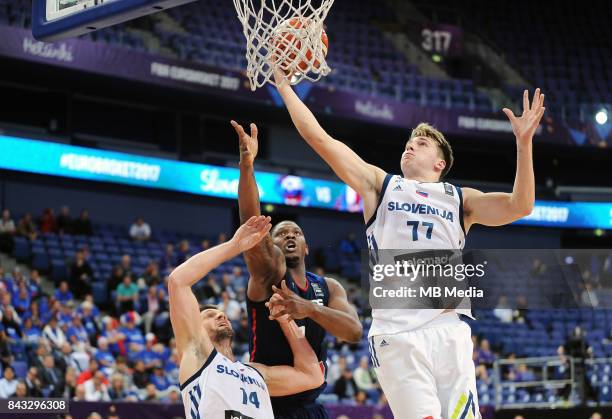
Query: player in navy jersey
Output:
[[231, 120, 363, 419], [273, 69, 546, 419]]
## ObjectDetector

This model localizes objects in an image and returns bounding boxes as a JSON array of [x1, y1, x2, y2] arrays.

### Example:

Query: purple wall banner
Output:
[[0, 25, 565, 143]]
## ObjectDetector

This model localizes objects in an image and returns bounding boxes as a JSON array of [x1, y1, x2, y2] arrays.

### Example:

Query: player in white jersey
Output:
[[274, 69, 545, 419], [169, 215, 325, 419]]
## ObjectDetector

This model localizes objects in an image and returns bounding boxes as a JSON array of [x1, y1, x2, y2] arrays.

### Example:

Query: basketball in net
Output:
[[233, 0, 334, 90], [271, 17, 329, 75]]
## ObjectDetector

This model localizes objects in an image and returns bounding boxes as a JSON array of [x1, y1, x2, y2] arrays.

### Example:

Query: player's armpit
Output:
[[462, 187, 533, 230], [249, 362, 325, 397]]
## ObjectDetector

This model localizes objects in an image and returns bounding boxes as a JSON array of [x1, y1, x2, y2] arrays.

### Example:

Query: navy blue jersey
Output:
[[247, 271, 330, 411]]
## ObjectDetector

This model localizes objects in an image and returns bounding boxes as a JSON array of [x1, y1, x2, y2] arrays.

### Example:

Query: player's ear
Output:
[[304, 244, 309, 256], [435, 158, 446, 173]]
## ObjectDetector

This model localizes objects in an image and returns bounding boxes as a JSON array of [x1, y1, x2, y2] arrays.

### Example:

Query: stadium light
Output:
[[595, 109, 608, 125]]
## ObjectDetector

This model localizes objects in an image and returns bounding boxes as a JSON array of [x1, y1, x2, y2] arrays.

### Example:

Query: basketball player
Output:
[[230, 120, 362, 419], [169, 215, 325, 419], [273, 70, 545, 419]]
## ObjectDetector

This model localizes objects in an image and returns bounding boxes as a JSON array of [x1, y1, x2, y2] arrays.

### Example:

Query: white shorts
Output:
[[369, 312, 479, 419]]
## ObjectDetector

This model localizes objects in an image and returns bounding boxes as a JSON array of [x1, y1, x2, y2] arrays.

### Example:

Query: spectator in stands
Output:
[[0, 209, 16, 253], [73, 384, 86, 401], [2, 306, 23, 341], [119, 312, 144, 351], [493, 295, 513, 323], [56, 206, 73, 235], [77, 359, 106, 386], [25, 367, 43, 397], [150, 366, 171, 391], [73, 210, 93, 236], [39, 208, 57, 234], [116, 275, 139, 314], [107, 266, 125, 303], [84, 371, 110, 401], [158, 244, 176, 274], [163, 386, 181, 404], [221, 273, 237, 299], [95, 337, 115, 372], [0, 366, 17, 398], [581, 282, 599, 308], [43, 316, 66, 350], [108, 373, 128, 400], [201, 275, 221, 301], [28, 270, 43, 300], [143, 383, 158, 401], [141, 286, 166, 335], [132, 360, 149, 389], [142, 261, 161, 286], [41, 354, 65, 397], [14, 284, 32, 316], [327, 356, 347, 387], [513, 295, 529, 324], [514, 364, 536, 382], [353, 356, 378, 392], [17, 213, 37, 240], [233, 315, 250, 349], [217, 232, 227, 245], [79, 301, 99, 345], [475, 339, 496, 368], [70, 250, 94, 299], [218, 291, 241, 321], [175, 240, 191, 265], [333, 368, 358, 400], [129, 217, 151, 242], [66, 315, 89, 347], [13, 381, 27, 397], [62, 367, 78, 399], [56, 342, 84, 374], [54, 281, 74, 305], [23, 317, 42, 344], [590, 413, 602, 419], [354, 390, 369, 406]]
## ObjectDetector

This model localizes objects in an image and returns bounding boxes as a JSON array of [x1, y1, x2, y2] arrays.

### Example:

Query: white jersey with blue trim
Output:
[[366, 174, 473, 337], [180, 349, 274, 419]]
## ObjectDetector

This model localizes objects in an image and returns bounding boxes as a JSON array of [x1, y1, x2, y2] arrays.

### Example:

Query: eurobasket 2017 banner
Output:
[[1, 135, 611, 230]]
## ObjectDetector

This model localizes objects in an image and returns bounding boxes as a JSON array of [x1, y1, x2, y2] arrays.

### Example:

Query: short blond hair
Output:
[[410, 123, 453, 179]]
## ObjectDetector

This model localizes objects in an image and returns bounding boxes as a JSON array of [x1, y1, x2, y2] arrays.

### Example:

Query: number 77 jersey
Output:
[[365, 174, 471, 336], [366, 174, 466, 251], [180, 349, 274, 419]]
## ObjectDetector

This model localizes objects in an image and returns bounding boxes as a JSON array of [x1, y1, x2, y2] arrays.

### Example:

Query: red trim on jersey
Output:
[[295, 278, 309, 293], [249, 308, 257, 362]]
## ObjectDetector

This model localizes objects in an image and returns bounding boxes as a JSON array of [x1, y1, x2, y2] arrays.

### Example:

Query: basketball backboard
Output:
[[32, 0, 197, 42]]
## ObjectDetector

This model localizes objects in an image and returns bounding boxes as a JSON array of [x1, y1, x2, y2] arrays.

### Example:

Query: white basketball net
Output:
[[233, 0, 334, 91]]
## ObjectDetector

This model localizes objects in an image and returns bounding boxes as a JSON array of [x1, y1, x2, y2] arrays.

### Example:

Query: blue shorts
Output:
[[273, 403, 328, 419]]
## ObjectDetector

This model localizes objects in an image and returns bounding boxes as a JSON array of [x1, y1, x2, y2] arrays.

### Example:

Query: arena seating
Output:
[[0, 0, 493, 112], [2, 205, 612, 408]]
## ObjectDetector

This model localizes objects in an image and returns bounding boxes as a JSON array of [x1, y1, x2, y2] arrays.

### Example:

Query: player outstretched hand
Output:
[[231, 120, 258, 166], [232, 216, 272, 252], [266, 280, 314, 322], [502, 88, 545, 145]]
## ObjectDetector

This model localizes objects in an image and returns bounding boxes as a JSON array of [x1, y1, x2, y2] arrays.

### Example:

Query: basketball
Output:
[[272, 17, 329, 74]]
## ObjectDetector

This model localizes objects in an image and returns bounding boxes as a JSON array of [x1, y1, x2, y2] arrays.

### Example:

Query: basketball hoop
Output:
[[233, 0, 334, 91]]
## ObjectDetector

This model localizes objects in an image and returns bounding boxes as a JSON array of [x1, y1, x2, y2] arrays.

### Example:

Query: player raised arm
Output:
[[232, 121, 286, 301], [168, 216, 272, 365], [462, 89, 545, 231], [250, 295, 325, 396], [273, 71, 386, 222]]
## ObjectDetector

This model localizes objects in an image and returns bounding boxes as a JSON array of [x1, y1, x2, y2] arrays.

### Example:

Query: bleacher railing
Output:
[[493, 356, 576, 409]]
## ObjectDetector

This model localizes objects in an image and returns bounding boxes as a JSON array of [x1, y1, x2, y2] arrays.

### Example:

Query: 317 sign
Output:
[[420, 23, 463, 57]]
